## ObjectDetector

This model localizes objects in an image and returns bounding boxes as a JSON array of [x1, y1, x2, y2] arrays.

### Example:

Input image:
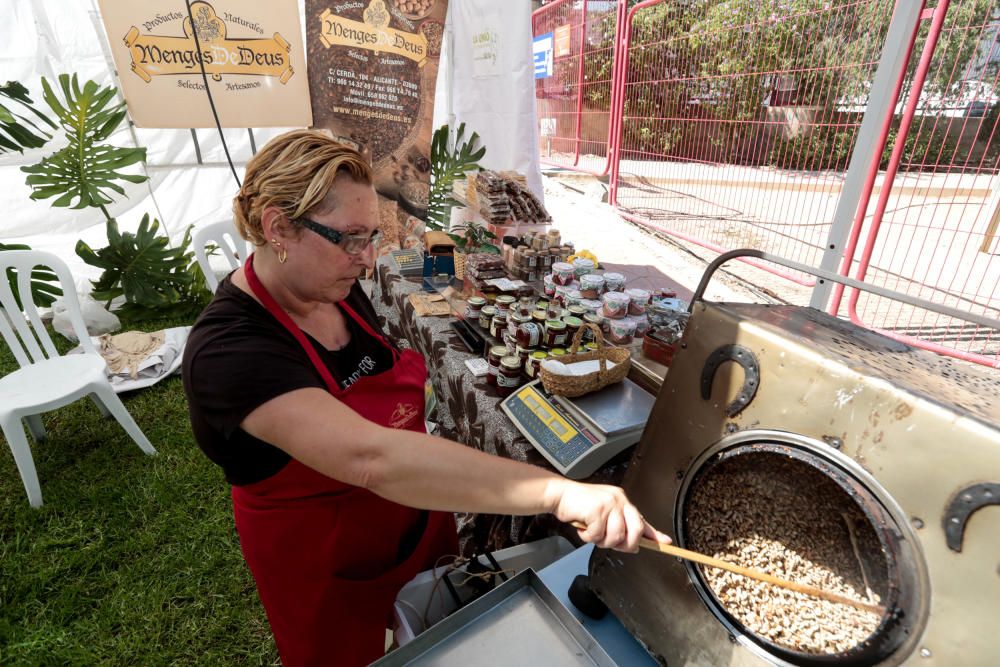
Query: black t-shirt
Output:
[[182, 276, 395, 485]]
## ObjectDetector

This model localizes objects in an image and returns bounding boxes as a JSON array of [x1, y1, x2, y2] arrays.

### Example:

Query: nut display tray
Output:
[[373, 568, 617, 666]]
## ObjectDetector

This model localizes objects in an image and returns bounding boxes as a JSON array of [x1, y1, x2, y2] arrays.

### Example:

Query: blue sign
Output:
[[533, 32, 553, 79]]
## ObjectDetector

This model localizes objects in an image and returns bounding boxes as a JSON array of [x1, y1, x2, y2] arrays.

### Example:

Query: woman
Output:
[[182, 129, 669, 666]]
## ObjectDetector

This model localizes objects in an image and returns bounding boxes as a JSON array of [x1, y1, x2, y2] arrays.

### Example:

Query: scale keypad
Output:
[[506, 395, 594, 466]]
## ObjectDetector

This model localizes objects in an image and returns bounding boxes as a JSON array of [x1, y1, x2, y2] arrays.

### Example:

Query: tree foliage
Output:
[[573, 0, 997, 171]]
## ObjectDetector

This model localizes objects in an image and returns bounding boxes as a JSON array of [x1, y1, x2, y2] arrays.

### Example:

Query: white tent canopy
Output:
[[3, 0, 541, 292]]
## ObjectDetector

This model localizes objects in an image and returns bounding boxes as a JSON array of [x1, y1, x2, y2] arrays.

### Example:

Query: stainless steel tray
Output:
[[374, 568, 618, 666]]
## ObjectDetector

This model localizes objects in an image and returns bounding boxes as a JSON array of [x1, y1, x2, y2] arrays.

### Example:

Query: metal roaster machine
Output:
[[584, 250, 1000, 666]]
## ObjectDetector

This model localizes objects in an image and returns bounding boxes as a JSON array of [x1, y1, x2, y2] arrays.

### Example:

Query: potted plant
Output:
[[447, 221, 499, 280]]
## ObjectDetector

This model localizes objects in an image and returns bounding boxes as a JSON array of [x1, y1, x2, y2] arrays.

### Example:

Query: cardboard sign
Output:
[[554, 23, 571, 58], [97, 0, 312, 128]]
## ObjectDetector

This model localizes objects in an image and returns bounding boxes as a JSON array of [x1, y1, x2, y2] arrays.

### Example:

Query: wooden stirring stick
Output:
[[571, 522, 884, 615]]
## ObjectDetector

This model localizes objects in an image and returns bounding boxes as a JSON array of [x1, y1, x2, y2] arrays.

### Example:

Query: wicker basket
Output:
[[539, 323, 632, 398], [453, 250, 467, 280]]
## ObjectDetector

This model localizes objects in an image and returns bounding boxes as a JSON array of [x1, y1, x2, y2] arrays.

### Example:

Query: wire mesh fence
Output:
[[533, 0, 1000, 368]]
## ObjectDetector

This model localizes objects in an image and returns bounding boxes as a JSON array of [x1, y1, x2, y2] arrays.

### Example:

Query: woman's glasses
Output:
[[293, 216, 381, 255]]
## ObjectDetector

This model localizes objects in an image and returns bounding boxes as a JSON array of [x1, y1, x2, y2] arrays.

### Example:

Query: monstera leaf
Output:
[[427, 122, 486, 230], [75, 215, 196, 314], [0, 243, 63, 308], [21, 74, 146, 213], [0, 81, 56, 155]]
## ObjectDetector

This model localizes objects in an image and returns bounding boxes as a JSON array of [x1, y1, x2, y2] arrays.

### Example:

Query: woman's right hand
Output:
[[546, 479, 672, 553]]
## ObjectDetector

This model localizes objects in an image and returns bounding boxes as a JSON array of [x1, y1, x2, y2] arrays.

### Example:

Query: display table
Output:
[[371, 257, 633, 556]]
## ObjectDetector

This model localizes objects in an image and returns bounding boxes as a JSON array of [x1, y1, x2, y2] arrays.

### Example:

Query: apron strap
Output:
[[338, 301, 401, 362], [244, 253, 341, 394]]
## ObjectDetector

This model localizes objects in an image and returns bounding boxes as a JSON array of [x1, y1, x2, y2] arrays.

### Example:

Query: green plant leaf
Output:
[[427, 122, 486, 231], [0, 242, 64, 308], [20, 74, 146, 211], [0, 80, 56, 155], [75, 215, 209, 314]]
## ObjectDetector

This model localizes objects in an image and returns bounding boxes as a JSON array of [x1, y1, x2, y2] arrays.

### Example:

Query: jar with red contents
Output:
[[515, 320, 543, 348], [486, 345, 507, 386], [496, 356, 523, 397], [544, 319, 568, 348]]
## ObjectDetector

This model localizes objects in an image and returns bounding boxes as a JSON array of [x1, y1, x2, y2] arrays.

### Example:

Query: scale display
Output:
[[501, 379, 654, 479]]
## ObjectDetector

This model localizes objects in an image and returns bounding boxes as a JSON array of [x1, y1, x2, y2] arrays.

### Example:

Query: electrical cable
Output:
[[183, 0, 242, 189]]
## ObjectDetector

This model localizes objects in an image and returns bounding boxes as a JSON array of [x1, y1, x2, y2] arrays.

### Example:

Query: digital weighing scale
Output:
[[501, 379, 655, 479]]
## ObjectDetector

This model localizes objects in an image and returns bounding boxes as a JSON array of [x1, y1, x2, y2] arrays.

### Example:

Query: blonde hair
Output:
[[233, 129, 373, 246]]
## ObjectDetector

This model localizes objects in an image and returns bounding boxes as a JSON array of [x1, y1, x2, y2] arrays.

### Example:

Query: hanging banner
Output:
[[96, 0, 312, 128], [306, 0, 448, 253]]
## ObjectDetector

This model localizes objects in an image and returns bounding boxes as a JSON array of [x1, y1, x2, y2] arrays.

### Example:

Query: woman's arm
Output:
[[241, 387, 669, 552]]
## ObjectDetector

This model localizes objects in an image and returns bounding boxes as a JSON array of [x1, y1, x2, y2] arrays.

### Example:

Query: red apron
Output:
[[232, 254, 458, 666]]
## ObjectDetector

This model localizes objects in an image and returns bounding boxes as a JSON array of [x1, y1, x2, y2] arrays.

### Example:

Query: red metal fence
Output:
[[533, 0, 623, 175], [533, 0, 1000, 368]]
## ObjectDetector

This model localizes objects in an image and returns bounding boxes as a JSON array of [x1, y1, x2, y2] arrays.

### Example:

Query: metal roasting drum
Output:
[[590, 252, 1000, 666]]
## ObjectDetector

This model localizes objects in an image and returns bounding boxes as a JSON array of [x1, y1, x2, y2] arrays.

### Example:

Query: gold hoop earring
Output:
[[270, 239, 287, 264]]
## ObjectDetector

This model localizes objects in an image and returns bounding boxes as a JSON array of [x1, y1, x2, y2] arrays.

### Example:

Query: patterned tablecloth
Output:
[[370, 257, 632, 557]]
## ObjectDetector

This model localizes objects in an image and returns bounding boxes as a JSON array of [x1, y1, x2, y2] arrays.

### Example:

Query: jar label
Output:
[[497, 373, 521, 388]]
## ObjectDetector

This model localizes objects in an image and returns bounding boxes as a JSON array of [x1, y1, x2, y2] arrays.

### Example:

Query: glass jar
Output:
[[563, 288, 584, 308], [479, 305, 496, 330], [567, 304, 587, 319], [508, 312, 530, 338], [579, 274, 605, 299], [607, 318, 637, 345], [562, 316, 584, 350], [542, 274, 556, 297], [603, 272, 626, 292], [496, 356, 523, 397], [515, 345, 534, 366], [522, 249, 537, 268], [546, 300, 563, 321], [515, 320, 543, 348], [495, 294, 515, 315], [518, 296, 535, 317], [487, 345, 507, 386], [551, 262, 575, 286], [601, 292, 631, 319], [526, 350, 548, 379], [583, 313, 605, 340], [465, 296, 486, 320], [572, 257, 596, 277], [490, 312, 508, 339], [532, 309, 548, 326], [544, 319, 568, 348], [626, 288, 651, 315]]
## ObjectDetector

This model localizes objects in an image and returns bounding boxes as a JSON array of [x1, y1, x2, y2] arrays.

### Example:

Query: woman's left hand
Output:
[[548, 480, 672, 553]]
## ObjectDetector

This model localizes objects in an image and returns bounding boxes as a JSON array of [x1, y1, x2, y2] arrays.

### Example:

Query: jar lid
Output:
[[523, 249, 536, 256], [515, 345, 536, 354], [549, 348, 566, 356], [584, 313, 604, 323], [545, 320, 567, 331], [496, 295, 516, 304], [500, 356, 522, 370], [532, 309, 548, 319], [481, 305, 497, 315], [467, 296, 486, 306], [562, 316, 584, 327], [567, 305, 587, 315], [530, 350, 549, 360], [552, 262, 573, 272], [510, 312, 531, 323], [490, 345, 508, 356]]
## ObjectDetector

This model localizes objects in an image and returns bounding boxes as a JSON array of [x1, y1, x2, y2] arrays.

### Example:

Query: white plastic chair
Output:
[[0, 250, 156, 507], [193, 221, 250, 291]]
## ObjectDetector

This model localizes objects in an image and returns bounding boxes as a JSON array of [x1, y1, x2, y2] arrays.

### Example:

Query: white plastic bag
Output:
[[52, 296, 121, 342]]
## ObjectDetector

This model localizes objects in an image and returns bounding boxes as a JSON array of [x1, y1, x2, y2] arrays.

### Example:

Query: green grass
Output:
[[0, 316, 278, 665]]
